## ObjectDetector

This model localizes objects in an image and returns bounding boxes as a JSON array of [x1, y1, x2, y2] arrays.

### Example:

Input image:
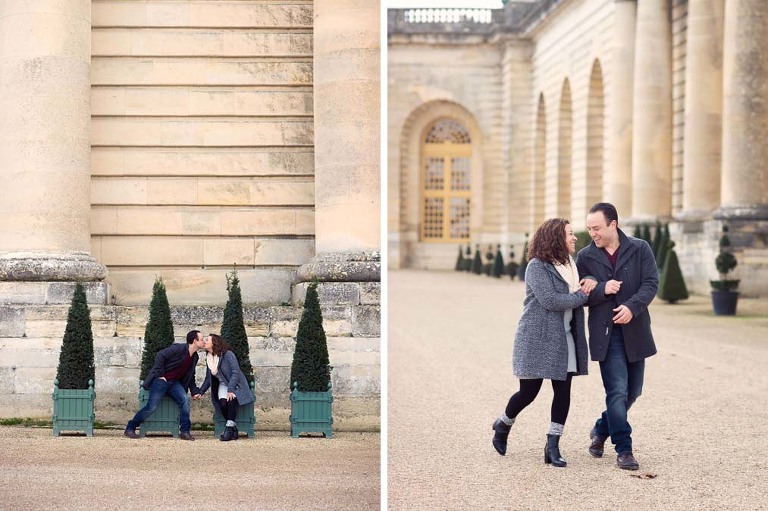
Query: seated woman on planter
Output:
[[199, 334, 254, 441]]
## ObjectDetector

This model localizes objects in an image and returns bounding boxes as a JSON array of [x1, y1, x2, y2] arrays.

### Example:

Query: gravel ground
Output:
[[388, 270, 768, 510], [0, 429, 379, 510]]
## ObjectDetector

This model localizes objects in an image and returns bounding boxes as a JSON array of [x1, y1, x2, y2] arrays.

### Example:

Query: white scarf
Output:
[[206, 353, 220, 377], [554, 255, 580, 293]]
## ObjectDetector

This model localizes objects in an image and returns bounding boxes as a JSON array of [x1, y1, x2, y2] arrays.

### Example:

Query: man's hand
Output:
[[192, 394, 202, 401], [612, 304, 633, 324], [579, 278, 597, 294], [604, 279, 622, 295], [227, 392, 235, 401]]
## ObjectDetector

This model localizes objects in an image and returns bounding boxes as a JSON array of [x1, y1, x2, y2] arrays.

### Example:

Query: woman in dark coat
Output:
[[199, 334, 254, 441], [491, 218, 596, 467]]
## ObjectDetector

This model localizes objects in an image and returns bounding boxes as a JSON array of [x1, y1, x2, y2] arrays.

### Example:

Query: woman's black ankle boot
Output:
[[220, 426, 234, 442], [492, 418, 511, 456], [544, 434, 567, 467]]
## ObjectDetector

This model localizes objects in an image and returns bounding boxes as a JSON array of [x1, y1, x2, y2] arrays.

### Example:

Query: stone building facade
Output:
[[0, 0, 380, 430], [388, 0, 768, 298]]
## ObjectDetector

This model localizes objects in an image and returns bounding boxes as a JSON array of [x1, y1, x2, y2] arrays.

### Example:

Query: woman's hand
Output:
[[227, 392, 235, 401], [579, 278, 597, 294]]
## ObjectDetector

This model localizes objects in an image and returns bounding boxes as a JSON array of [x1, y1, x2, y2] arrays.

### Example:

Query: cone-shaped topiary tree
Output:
[[632, 224, 642, 239], [517, 234, 529, 280], [506, 246, 519, 280], [575, 231, 591, 252], [492, 244, 505, 278], [55, 282, 95, 390], [651, 222, 663, 260], [472, 245, 483, 274], [641, 224, 652, 245], [464, 244, 472, 272], [139, 277, 175, 382], [455, 245, 464, 271], [657, 241, 689, 303], [484, 245, 494, 276], [290, 282, 330, 392], [656, 223, 671, 270], [222, 269, 254, 385]]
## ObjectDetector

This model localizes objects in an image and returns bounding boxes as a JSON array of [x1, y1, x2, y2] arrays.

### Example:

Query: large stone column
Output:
[[679, 0, 725, 221], [605, 0, 637, 216], [630, 0, 673, 222], [297, 0, 380, 284], [0, 1, 106, 284], [716, 0, 768, 220]]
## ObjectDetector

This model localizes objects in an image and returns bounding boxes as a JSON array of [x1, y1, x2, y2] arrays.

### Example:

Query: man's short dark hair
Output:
[[589, 202, 619, 225], [186, 330, 201, 344]]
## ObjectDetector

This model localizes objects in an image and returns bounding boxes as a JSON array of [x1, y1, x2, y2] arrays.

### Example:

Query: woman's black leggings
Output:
[[504, 374, 573, 425], [219, 397, 240, 422]]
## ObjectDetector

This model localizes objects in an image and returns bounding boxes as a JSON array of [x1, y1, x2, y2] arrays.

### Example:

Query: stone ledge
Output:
[[0, 282, 110, 305]]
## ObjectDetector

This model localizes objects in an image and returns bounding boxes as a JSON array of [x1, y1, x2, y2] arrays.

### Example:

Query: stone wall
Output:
[[0, 283, 380, 431], [89, 1, 316, 305]]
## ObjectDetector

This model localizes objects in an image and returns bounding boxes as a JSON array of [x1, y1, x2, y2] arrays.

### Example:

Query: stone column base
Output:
[[296, 252, 381, 283], [713, 205, 768, 221], [0, 281, 110, 305], [0, 251, 107, 282]]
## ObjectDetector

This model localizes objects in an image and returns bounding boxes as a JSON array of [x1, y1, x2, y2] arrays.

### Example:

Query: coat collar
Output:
[[579, 229, 640, 269]]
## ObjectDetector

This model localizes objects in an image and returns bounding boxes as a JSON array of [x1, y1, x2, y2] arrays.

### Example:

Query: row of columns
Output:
[[0, 1, 380, 290], [606, 0, 768, 222]]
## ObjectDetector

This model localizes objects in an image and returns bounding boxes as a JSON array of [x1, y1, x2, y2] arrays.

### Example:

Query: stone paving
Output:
[[388, 270, 768, 510]]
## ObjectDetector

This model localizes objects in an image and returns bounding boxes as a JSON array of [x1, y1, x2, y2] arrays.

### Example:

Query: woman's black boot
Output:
[[544, 434, 567, 467], [492, 418, 511, 456], [220, 426, 234, 442]]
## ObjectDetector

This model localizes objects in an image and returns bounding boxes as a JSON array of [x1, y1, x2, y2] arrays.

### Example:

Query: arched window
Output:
[[421, 118, 472, 241]]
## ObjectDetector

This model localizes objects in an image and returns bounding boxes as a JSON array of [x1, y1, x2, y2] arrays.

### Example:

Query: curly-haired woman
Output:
[[491, 218, 596, 466], [199, 334, 254, 441]]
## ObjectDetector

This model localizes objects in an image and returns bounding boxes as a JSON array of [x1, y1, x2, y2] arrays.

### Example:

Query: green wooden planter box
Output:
[[52, 379, 95, 437], [213, 381, 256, 438], [289, 382, 333, 438], [137, 381, 180, 438]]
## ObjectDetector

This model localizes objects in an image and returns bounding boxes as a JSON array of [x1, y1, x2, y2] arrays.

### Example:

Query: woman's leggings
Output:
[[504, 374, 573, 425], [218, 397, 240, 422]]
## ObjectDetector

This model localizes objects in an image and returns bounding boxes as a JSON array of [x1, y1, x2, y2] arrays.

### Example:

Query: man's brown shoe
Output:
[[588, 427, 607, 458], [124, 429, 139, 439], [179, 432, 195, 441], [617, 452, 639, 470]]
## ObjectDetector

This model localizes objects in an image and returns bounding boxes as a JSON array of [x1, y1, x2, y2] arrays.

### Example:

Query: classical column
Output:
[[605, 0, 637, 216], [679, 0, 725, 221], [716, 0, 768, 220], [297, 0, 381, 283], [0, 1, 106, 282], [630, 0, 673, 222]]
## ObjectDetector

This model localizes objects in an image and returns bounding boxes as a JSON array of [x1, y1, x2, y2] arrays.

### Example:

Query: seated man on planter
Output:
[[124, 330, 205, 440]]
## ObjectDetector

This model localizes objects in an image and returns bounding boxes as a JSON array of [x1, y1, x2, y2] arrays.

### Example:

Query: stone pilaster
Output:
[[605, 0, 636, 216], [716, 0, 768, 221], [0, 1, 107, 284], [630, 0, 673, 223], [299, 0, 381, 287], [679, 0, 724, 222]]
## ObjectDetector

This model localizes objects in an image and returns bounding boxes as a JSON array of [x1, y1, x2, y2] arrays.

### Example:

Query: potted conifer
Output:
[[472, 245, 483, 275], [289, 281, 333, 438], [710, 225, 740, 316], [491, 245, 505, 278], [52, 282, 96, 436], [455, 245, 464, 271], [214, 269, 256, 438], [517, 234, 529, 280], [657, 240, 689, 303], [137, 277, 180, 437]]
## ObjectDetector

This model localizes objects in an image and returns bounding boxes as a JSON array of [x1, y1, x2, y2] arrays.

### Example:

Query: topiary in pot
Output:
[[455, 245, 465, 271], [472, 245, 483, 275], [53, 282, 96, 436], [492, 244, 505, 278], [710, 225, 739, 315], [483, 245, 494, 276], [136, 277, 179, 437], [517, 234, 529, 281], [290, 282, 332, 438], [215, 268, 256, 438]]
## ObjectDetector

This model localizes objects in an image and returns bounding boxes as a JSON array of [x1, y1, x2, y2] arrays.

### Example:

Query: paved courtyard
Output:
[[388, 270, 768, 510], [0, 429, 379, 510]]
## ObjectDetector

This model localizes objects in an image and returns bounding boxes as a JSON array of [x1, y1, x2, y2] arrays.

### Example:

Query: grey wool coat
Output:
[[199, 350, 254, 414], [512, 258, 590, 381], [575, 229, 658, 363]]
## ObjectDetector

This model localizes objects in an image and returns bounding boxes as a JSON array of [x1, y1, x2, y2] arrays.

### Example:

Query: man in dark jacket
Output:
[[576, 203, 658, 471], [124, 330, 204, 440]]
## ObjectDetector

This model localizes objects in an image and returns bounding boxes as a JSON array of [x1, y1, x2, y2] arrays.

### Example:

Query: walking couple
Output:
[[491, 202, 658, 470], [124, 330, 254, 441]]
